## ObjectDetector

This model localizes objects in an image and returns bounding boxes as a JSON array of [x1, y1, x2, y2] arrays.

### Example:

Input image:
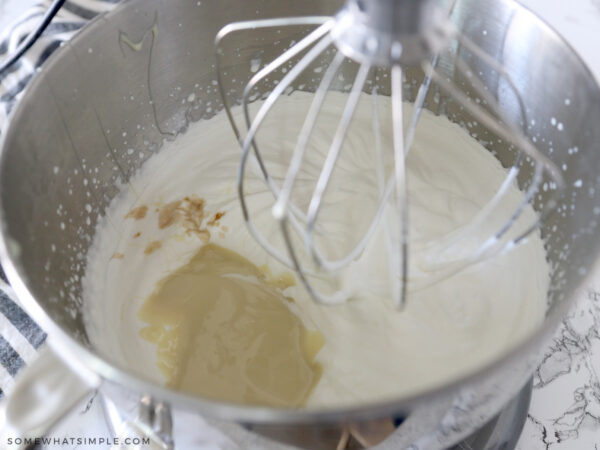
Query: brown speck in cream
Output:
[[158, 200, 182, 229], [125, 205, 148, 220], [111, 252, 125, 260], [156, 195, 212, 242], [133, 231, 141, 238], [180, 196, 206, 235], [207, 211, 225, 227], [144, 241, 162, 255], [221, 225, 228, 232]]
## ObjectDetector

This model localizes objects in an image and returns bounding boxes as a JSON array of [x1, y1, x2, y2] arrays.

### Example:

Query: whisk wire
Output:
[[214, 16, 332, 142], [237, 39, 337, 272], [391, 64, 410, 309], [424, 46, 562, 256], [304, 62, 372, 261], [272, 51, 346, 220], [215, 0, 565, 308], [241, 24, 335, 199]]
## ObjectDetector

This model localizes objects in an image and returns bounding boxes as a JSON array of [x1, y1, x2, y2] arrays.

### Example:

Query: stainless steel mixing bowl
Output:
[[1, 0, 599, 448]]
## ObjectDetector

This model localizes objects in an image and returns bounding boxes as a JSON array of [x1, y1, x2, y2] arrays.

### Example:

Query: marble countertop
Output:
[[515, 3, 600, 448], [518, 289, 600, 449], [2, 0, 600, 449]]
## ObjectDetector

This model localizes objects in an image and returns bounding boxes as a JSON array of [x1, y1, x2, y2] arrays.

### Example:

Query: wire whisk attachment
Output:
[[214, 0, 564, 309]]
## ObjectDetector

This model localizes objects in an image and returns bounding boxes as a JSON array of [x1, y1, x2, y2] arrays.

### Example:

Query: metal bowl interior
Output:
[[1, 0, 600, 431]]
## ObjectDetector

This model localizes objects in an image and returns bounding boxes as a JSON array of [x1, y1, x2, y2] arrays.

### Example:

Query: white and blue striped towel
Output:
[[0, 0, 118, 397]]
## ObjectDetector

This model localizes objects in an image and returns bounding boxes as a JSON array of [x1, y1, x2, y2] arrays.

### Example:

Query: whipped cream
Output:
[[82, 92, 549, 408]]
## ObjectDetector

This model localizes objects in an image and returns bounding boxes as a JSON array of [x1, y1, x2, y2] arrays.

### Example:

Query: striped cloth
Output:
[[0, 0, 118, 396], [0, 0, 118, 134], [0, 282, 46, 398]]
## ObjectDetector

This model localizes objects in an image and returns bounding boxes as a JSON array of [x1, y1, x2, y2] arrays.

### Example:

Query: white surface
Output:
[[520, 0, 600, 84], [0, 0, 36, 34]]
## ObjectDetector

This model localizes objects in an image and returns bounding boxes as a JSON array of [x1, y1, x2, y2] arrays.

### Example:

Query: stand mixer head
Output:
[[214, 0, 565, 308]]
